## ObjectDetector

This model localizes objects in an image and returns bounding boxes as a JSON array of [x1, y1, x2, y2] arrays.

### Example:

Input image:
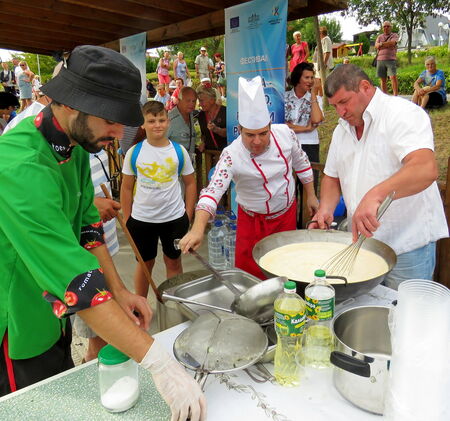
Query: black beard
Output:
[[69, 112, 114, 153]]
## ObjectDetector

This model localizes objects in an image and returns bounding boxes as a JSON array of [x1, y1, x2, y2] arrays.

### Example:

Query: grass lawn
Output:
[[318, 103, 450, 184]]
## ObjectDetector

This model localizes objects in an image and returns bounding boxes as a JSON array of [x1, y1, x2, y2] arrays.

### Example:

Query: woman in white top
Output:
[[285, 62, 324, 164], [285, 62, 324, 226]]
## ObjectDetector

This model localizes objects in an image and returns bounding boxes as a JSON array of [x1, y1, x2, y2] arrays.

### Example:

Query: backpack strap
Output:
[[130, 140, 144, 175], [131, 140, 184, 177], [170, 140, 184, 176]]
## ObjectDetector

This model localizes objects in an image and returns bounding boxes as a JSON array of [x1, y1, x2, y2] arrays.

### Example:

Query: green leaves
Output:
[[287, 16, 343, 49], [9, 53, 57, 83]]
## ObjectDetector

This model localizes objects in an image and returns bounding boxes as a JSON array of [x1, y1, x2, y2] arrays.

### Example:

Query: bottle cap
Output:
[[98, 344, 130, 365], [314, 269, 326, 278], [229, 223, 237, 230], [284, 281, 296, 290], [214, 220, 223, 227]]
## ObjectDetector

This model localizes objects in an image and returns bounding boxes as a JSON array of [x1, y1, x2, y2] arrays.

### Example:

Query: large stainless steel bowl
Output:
[[252, 229, 397, 302]]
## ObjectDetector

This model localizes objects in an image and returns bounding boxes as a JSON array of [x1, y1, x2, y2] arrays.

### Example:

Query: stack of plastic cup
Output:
[[385, 279, 450, 421]]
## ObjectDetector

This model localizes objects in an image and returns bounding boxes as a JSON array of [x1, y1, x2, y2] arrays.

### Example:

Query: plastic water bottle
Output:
[[208, 220, 227, 269], [303, 269, 335, 368], [274, 281, 306, 387], [215, 208, 229, 227], [227, 213, 237, 231], [224, 223, 236, 268]]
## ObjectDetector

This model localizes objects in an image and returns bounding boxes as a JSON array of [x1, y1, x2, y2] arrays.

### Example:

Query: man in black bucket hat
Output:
[[0, 45, 206, 421], [41, 45, 143, 127]]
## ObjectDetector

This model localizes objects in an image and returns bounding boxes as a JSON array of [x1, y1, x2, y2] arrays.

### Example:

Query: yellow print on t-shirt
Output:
[[137, 157, 177, 186]]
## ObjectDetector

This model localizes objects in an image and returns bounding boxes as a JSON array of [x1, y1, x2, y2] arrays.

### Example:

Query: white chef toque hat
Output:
[[238, 76, 270, 130]]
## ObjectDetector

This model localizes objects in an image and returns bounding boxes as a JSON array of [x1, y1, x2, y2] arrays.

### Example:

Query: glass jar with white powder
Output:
[[98, 344, 140, 412]]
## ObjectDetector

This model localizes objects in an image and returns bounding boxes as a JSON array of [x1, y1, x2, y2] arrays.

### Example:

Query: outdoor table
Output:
[[0, 285, 397, 421]]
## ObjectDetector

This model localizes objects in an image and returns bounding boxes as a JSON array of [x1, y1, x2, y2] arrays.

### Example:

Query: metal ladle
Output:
[[161, 292, 233, 314], [173, 239, 286, 324], [174, 239, 243, 297]]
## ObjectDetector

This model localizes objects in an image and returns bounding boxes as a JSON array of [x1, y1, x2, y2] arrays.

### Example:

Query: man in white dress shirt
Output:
[[179, 76, 319, 278], [312, 64, 448, 289]]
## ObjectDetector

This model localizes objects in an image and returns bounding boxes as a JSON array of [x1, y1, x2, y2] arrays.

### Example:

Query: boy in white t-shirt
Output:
[[121, 101, 196, 297]]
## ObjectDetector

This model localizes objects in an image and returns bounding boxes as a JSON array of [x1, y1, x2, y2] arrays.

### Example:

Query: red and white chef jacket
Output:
[[197, 124, 313, 217]]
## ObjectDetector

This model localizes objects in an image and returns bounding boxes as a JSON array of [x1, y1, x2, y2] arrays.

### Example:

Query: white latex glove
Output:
[[140, 341, 207, 421]]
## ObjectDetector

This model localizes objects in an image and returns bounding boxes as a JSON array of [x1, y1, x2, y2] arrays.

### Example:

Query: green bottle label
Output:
[[274, 310, 306, 337], [305, 296, 334, 320]]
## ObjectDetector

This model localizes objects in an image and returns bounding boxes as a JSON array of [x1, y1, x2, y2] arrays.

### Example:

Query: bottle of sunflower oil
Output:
[[273, 281, 306, 386], [303, 269, 335, 368]]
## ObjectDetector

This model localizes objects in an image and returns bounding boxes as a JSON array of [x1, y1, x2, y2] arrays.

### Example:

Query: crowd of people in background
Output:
[[6, 23, 446, 140], [150, 46, 226, 109], [2, 25, 447, 197], [1, 57, 41, 133]]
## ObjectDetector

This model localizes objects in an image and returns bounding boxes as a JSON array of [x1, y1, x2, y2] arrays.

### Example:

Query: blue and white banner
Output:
[[224, 0, 288, 142], [120, 32, 147, 105]]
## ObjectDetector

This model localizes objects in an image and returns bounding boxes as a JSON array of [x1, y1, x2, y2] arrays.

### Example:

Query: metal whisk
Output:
[[322, 192, 395, 277]]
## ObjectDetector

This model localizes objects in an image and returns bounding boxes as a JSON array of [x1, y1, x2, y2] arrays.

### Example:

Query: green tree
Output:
[[345, 0, 450, 63], [356, 34, 371, 54], [146, 56, 158, 73], [169, 36, 224, 68], [288, 16, 342, 50], [13, 53, 57, 82]]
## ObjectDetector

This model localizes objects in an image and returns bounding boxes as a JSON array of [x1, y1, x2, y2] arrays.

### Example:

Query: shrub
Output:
[[146, 57, 158, 74], [333, 47, 450, 95], [397, 71, 419, 95], [356, 34, 370, 55]]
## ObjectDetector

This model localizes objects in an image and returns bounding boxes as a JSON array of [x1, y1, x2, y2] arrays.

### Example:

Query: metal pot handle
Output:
[[330, 351, 371, 378], [305, 220, 330, 230], [326, 275, 348, 286]]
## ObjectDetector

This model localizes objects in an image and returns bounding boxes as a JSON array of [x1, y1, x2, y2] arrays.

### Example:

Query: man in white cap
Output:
[[195, 47, 213, 80], [179, 76, 319, 278]]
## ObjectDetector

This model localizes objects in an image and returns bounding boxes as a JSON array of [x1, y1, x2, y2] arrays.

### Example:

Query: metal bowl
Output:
[[252, 229, 397, 302]]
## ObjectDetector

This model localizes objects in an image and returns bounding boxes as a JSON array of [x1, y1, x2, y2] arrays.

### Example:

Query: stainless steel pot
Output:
[[330, 305, 392, 415], [252, 229, 397, 302]]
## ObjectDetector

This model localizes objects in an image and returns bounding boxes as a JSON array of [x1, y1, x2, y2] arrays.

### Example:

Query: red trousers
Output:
[[235, 201, 297, 279]]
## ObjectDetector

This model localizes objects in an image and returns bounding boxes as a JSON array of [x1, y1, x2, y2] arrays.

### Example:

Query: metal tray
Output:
[[162, 268, 261, 321]]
